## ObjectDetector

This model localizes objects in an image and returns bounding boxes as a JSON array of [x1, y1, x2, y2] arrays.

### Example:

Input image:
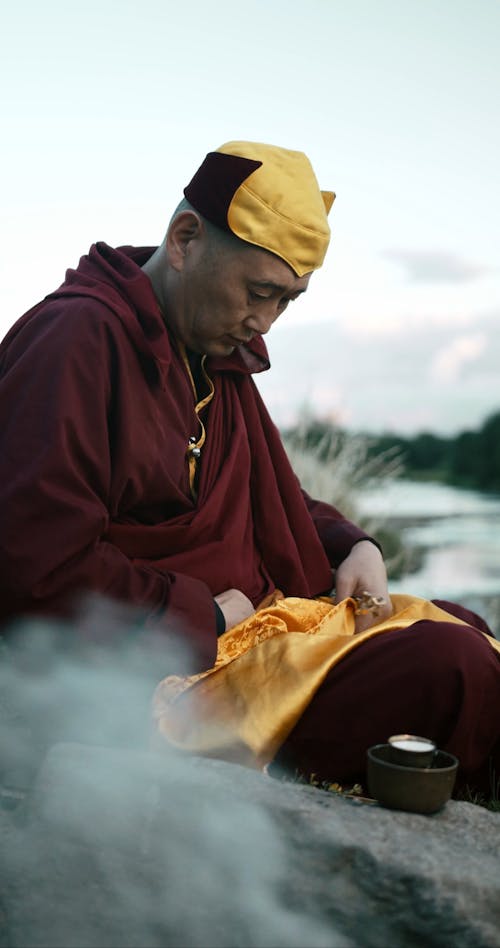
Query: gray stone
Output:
[[1, 743, 499, 948]]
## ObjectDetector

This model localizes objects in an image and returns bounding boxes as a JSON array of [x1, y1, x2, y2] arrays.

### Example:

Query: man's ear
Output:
[[166, 211, 204, 270]]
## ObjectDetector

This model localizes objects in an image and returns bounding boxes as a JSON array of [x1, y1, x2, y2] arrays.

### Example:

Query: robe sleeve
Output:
[[0, 304, 217, 673], [301, 490, 380, 568]]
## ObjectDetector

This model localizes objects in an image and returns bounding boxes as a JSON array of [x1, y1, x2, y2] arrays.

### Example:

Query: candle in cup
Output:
[[388, 734, 437, 768], [391, 738, 434, 752]]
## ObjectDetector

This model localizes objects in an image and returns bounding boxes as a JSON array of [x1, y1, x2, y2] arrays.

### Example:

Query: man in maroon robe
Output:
[[1, 140, 499, 793]]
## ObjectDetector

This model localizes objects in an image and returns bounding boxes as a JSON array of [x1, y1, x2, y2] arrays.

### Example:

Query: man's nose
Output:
[[245, 301, 280, 335]]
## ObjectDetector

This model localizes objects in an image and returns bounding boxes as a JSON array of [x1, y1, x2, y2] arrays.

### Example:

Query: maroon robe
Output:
[[2, 243, 498, 793], [273, 604, 500, 795], [0, 243, 369, 670]]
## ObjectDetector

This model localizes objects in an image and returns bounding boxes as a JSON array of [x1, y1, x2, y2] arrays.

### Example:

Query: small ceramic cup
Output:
[[367, 744, 458, 813], [387, 733, 437, 768]]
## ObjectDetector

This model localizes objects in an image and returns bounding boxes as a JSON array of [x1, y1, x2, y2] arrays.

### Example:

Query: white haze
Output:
[[0, 595, 338, 948]]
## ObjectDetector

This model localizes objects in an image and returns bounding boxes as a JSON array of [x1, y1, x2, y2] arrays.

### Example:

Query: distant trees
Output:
[[367, 431, 448, 477], [283, 410, 500, 493], [448, 412, 500, 490]]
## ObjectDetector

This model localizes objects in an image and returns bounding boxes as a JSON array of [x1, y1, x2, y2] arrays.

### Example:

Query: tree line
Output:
[[284, 409, 500, 493]]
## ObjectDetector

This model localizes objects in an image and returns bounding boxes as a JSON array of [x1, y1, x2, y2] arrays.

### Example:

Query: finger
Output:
[[354, 599, 392, 634], [333, 572, 356, 604], [354, 612, 376, 634]]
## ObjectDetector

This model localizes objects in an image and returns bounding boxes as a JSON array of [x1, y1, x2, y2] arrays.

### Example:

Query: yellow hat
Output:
[[184, 140, 335, 276]]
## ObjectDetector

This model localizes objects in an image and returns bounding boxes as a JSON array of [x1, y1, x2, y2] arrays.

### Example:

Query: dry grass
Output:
[[277, 768, 500, 813], [283, 425, 411, 577], [283, 426, 403, 522]]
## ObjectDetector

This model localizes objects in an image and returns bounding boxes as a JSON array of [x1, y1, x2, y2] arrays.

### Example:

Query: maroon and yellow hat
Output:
[[184, 140, 335, 277]]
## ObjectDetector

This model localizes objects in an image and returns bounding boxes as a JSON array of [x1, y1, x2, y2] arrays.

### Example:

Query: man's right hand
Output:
[[214, 589, 255, 630]]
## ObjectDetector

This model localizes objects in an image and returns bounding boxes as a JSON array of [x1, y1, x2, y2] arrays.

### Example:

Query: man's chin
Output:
[[208, 337, 239, 357], [191, 335, 244, 358], [184, 338, 235, 358]]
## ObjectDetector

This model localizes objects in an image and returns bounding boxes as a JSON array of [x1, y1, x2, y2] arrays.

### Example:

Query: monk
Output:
[[1, 141, 499, 795]]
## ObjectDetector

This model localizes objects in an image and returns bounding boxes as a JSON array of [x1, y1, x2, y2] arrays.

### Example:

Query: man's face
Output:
[[170, 230, 311, 357]]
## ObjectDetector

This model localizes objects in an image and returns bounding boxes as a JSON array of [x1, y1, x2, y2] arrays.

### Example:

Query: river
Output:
[[355, 479, 500, 605]]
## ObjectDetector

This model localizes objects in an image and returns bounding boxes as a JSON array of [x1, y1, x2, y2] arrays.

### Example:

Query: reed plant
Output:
[[282, 423, 415, 579]]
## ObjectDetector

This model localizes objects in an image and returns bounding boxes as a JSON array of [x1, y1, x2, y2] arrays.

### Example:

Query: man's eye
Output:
[[249, 290, 270, 302]]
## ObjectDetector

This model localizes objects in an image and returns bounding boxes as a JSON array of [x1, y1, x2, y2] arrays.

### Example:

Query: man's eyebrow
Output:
[[250, 280, 307, 295]]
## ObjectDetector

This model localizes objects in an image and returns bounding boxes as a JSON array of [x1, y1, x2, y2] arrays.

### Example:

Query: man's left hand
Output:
[[334, 540, 392, 633]]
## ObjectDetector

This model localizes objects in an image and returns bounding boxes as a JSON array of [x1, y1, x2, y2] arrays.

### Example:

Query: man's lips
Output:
[[226, 333, 254, 346]]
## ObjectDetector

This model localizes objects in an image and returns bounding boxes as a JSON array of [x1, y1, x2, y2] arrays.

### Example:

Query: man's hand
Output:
[[334, 540, 392, 633], [214, 588, 255, 630]]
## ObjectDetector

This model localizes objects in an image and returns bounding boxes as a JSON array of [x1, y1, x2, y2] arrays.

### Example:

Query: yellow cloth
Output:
[[153, 594, 500, 770]]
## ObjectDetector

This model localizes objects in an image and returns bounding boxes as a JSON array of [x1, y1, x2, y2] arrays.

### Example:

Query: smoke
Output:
[[0, 597, 339, 948]]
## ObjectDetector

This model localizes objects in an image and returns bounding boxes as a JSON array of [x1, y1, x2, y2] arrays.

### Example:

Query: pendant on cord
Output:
[[187, 436, 201, 459]]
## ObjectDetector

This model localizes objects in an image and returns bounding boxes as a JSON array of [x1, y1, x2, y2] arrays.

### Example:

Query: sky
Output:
[[2, 0, 499, 434]]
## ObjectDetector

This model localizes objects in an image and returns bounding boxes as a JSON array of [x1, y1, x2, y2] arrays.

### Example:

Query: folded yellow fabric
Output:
[[153, 594, 500, 769]]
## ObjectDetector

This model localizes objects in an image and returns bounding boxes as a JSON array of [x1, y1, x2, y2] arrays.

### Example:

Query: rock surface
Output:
[[0, 742, 499, 948]]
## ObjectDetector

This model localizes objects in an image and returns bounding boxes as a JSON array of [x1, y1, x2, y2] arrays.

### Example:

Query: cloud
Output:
[[429, 332, 487, 384], [382, 250, 492, 284], [259, 315, 500, 434]]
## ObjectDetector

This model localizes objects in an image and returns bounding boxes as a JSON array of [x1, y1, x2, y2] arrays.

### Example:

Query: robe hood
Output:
[[43, 242, 271, 384]]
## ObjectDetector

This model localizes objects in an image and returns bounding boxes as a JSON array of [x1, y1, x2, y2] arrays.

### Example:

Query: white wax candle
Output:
[[391, 739, 433, 752]]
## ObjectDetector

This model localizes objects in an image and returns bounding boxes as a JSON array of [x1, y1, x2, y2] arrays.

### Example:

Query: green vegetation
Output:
[[364, 410, 500, 491], [284, 409, 500, 493]]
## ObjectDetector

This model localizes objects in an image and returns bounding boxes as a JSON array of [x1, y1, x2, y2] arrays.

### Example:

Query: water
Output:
[[356, 479, 500, 601]]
